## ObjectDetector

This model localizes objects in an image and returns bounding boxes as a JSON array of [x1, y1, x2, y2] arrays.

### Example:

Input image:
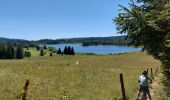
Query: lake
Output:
[[47, 43, 142, 54]]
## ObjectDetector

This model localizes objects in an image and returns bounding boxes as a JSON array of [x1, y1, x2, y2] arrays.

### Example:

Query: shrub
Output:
[[24, 51, 31, 58]]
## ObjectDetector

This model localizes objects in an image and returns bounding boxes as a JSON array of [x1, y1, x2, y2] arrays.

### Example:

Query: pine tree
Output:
[[71, 47, 75, 55], [6, 45, 14, 59], [68, 46, 71, 55], [36, 46, 40, 50], [0, 44, 2, 59], [2, 44, 6, 59], [39, 49, 44, 56], [43, 45, 47, 49], [114, 0, 170, 76], [50, 52, 53, 56], [57, 48, 62, 54], [16, 45, 24, 59], [64, 46, 68, 55], [0, 44, 5, 59], [0, 43, 15, 59]]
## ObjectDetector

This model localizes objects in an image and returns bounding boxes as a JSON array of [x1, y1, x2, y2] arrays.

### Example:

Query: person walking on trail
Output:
[[136, 70, 152, 100]]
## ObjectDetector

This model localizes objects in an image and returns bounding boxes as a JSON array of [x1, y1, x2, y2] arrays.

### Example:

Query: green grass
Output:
[[25, 48, 53, 57], [25, 48, 40, 56], [0, 51, 160, 99]]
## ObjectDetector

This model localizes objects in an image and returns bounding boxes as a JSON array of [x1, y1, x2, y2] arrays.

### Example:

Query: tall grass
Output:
[[0, 52, 160, 99]]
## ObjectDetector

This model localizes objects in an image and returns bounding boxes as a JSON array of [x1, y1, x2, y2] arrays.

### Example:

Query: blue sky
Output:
[[0, 0, 129, 40]]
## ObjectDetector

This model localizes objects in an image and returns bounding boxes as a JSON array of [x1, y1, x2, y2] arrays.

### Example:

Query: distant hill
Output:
[[0, 37, 29, 43], [0, 37, 37, 47], [0, 35, 130, 46], [36, 35, 130, 45]]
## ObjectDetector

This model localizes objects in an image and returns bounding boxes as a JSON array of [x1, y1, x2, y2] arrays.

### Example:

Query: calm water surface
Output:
[[47, 43, 142, 54]]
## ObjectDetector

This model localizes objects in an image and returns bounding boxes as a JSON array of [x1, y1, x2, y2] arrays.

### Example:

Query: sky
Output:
[[0, 0, 130, 40]]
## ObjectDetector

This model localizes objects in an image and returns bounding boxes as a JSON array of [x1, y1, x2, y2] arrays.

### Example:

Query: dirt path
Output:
[[137, 78, 159, 100], [149, 80, 158, 100]]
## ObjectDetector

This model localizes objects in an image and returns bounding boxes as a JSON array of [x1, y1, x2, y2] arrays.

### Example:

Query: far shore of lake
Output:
[[45, 43, 142, 54]]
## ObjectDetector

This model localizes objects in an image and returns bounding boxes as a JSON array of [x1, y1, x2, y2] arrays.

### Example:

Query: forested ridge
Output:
[[36, 35, 130, 45], [0, 35, 130, 46]]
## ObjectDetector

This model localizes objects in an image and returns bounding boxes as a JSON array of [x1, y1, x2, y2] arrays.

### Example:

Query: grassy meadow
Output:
[[0, 49, 160, 99]]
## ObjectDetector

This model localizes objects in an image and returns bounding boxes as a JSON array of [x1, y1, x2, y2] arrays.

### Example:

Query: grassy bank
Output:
[[0, 52, 160, 99]]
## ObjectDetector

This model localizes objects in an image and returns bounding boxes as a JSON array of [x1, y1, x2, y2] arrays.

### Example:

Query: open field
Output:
[[0, 52, 160, 99]]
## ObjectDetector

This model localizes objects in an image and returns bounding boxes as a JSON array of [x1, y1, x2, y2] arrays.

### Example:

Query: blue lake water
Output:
[[47, 43, 142, 54]]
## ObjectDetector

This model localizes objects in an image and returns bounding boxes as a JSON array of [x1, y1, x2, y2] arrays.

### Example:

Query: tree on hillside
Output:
[[36, 45, 40, 50], [39, 49, 44, 56], [114, 0, 170, 76], [64, 46, 68, 55], [0, 44, 3, 59], [43, 45, 47, 49], [68, 46, 71, 55], [57, 48, 62, 54], [16, 45, 24, 59], [1, 44, 6, 58], [0, 43, 15, 59], [71, 47, 75, 55], [6, 44, 14, 59], [1, 45, 4, 59]]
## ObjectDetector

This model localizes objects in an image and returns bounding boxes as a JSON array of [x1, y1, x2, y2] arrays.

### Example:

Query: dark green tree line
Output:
[[6, 44, 15, 59], [0, 43, 24, 59], [16, 45, 24, 59], [63, 46, 75, 55]]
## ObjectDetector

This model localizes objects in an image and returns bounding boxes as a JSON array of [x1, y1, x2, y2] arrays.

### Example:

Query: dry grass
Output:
[[0, 52, 160, 99]]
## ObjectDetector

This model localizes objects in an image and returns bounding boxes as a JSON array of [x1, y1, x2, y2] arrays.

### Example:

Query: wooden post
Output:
[[150, 68, 154, 80], [120, 73, 126, 100], [22, 79, 30, 100], [146, 69, 149, 74]]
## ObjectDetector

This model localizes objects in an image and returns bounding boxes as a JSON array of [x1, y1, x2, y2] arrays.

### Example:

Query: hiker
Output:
[[136, 70, 152, 100]]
